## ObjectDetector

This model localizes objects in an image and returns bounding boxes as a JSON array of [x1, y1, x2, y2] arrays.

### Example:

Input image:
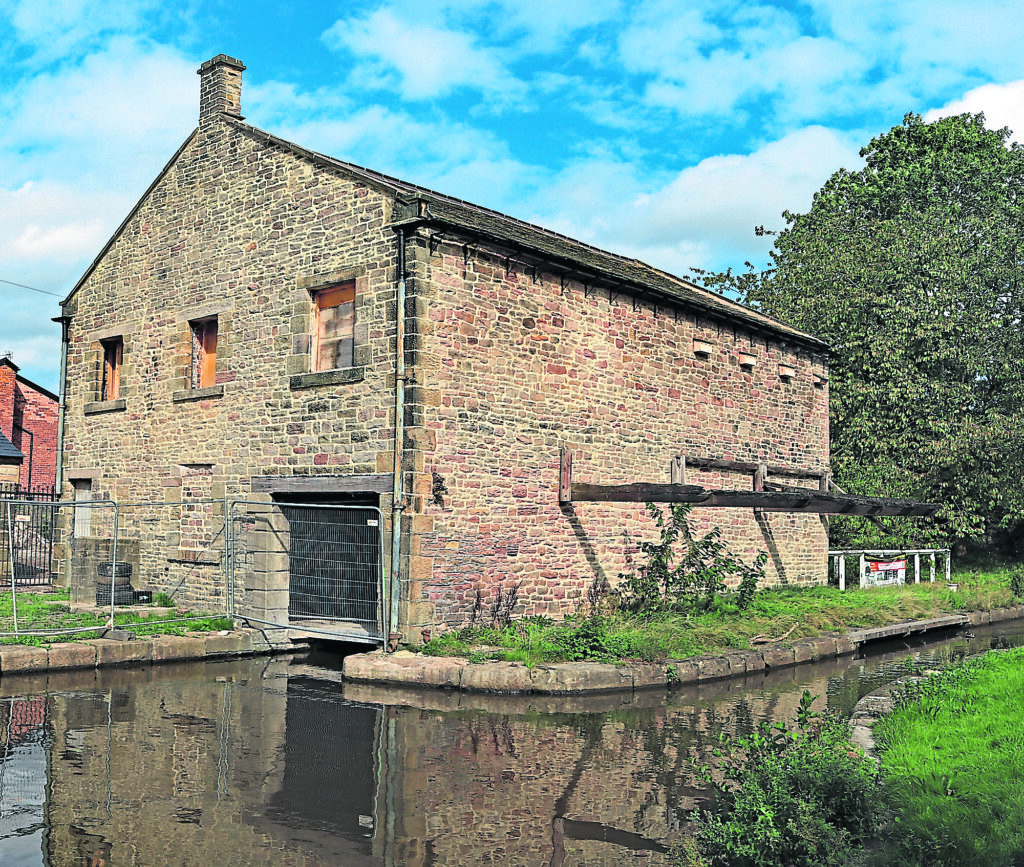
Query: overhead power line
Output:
[[0, 278, 61, 298]]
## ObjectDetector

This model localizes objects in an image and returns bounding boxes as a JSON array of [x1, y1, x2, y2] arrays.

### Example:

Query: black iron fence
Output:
[[0, 485, 58, 586]]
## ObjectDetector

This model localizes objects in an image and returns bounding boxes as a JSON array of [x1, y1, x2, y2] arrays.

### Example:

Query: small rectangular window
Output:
[[190, 317, 218, 388], [100, 337, 122, 401], [313, 283, 355, 371], [72, 479, 92, 538]]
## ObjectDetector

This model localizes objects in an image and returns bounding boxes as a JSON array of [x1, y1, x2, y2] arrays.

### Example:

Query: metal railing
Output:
[[829, 548, 951, 590], [228, 500, 385, 644]]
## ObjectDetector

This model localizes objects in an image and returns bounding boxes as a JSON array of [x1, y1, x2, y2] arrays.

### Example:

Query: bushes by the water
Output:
[[679, 691, 879, 867]]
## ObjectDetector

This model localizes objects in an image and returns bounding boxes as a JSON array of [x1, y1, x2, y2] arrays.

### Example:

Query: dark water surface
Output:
[[0, 621, 1021, 866]]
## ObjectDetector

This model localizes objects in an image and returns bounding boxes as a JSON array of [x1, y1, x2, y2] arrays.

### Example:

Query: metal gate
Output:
[[228, 501, 385, 644], [0, 489, 57, 587]]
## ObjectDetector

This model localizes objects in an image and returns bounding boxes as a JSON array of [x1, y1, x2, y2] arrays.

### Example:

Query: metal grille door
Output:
[[280, 506, 381, 626], [0, 494, 57, 586]]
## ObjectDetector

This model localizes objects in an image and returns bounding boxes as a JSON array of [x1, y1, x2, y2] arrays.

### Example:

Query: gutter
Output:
[[388, 228, 408, 650]]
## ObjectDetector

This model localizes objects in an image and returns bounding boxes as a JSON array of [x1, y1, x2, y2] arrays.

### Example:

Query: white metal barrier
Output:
[[829, 548, 951, 590]]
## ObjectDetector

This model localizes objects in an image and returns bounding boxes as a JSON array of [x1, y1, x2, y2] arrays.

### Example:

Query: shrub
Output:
[[1010, 567, 1024, 599], [618, 503, 768, 614], [681, 691, 879, 867]]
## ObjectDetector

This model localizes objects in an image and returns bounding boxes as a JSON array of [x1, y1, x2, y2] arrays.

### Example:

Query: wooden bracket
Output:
[[670, 456, 686, 485], [559, 448, 573, 504]]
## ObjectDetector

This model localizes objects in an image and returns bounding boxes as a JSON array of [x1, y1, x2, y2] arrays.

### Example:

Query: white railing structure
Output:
[[828, 548, 952, 591]]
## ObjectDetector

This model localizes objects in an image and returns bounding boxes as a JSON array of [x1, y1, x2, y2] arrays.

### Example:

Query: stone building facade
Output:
[[59, 55, 830, 642], [0, 357, 59, 491]]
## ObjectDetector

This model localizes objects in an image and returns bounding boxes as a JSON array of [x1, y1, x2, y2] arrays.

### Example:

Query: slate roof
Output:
[[0, 431, 23, 462]]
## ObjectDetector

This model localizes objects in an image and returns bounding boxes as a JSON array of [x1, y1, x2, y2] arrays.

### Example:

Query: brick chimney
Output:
[[197, 54, 245, 124], [0, 357, 19, 443]]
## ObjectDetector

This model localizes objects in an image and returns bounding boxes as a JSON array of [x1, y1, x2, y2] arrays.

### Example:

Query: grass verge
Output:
[[0, 588, 233, 646], [417, 564, 1021, 665], [870, 647, 1024, 866]]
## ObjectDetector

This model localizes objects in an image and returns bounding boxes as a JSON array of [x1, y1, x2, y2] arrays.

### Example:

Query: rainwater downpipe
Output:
[[388, 228, 408, 649]]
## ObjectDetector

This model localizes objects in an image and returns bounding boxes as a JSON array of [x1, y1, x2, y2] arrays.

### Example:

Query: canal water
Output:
[[0, 621, 1020, 867]]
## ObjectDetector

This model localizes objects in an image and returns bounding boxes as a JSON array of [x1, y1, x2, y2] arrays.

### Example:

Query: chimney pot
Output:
[[197, 54, 245, 123]]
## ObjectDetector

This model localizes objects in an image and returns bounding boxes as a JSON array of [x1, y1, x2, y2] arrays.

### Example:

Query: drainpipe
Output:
[[388, 228, 408, 650], [13, 424, 33, 490], [52, 315, 70, 494]]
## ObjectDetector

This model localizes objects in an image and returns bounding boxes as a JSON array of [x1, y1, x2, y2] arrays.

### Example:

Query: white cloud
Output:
[[322, 8, 526, 102], [525, 126, 862, 276], [6, 0, 164, 60], [924, 80, 1024, 141]]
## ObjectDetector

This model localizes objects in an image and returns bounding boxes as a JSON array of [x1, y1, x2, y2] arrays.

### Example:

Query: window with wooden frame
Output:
[[100, 337, 122, 401], [189, 316, 218, 388], [312, 283, 355, 371]]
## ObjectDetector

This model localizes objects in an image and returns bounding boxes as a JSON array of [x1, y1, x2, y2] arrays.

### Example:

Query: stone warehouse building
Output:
[[59, 55, 835, 644]]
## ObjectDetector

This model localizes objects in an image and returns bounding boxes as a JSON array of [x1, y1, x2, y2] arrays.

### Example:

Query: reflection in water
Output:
[[0, 622, 1018, 866]]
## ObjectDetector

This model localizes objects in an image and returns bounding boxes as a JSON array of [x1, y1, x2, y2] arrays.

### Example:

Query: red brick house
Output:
[[0, 357, 58, 492], [59, 55, 841, 644]]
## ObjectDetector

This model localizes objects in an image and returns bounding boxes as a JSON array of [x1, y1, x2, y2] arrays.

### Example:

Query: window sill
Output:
[[172, 385, 225, 403], [289, 367, 366, 390], [83, 399, 126, 415]]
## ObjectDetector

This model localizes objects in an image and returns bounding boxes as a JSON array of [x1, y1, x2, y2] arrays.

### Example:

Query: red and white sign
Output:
[[866, 558, 907, 586], [870, 560, 907, 573]]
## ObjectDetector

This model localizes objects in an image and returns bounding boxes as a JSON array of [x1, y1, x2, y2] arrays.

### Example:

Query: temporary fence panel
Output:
[[0, 498, 57, 586], [228, 500, 385, 644]]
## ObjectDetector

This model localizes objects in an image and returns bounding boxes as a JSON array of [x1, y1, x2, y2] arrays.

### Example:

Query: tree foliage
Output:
[[702, 113, 1024, 551]]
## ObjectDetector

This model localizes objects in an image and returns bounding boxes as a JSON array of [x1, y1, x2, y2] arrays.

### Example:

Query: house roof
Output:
[[232, 119, 827, 351], [0, 430, 24, 462], [64, 111, 827, 351]]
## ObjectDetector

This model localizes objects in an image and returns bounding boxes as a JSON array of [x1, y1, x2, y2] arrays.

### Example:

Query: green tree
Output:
[[702, 113, 1024, 551]]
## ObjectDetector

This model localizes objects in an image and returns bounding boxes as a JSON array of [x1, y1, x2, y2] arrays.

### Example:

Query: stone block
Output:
[[729, 651, 765, 674], [0, 645, 49, 674], [665, 658, 700, 684], [833, 633, 856, 655], [343, 650, 465, 688], [150, 635, 208, 662], [529, 663, 632, 694], [761, 645, 796, 669], [93, 638, 153, 667], [694, 655, 732, 682], [47, 642, 97, 671], [623, 663, 668, 690], [461, 662, 533, 693], [205, 631, 252, 656], [790, 640, 818, 664]]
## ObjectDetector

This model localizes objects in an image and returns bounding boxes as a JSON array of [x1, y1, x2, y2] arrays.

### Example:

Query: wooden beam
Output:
[[571, 483, 707, 503], [682, 455, 826, 480], [570, 482, 940, 516]]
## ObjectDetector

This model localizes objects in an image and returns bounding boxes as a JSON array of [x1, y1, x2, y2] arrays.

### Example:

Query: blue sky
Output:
[[3, 0, 1024, 392]]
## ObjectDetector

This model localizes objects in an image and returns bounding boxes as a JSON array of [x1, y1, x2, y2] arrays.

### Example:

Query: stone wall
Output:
[[61, 113, 403, 622], [402, 239, 829, 631]]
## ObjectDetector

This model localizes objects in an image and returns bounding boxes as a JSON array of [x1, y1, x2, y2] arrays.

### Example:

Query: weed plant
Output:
[[678, 691, 879, 867], [871, 648, 1024, 866]]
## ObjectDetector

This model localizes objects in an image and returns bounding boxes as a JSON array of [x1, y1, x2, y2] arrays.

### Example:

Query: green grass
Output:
[[871, 647, 1024, 866], [0, 588, 233, 646], [417, 563, 1021, 665]]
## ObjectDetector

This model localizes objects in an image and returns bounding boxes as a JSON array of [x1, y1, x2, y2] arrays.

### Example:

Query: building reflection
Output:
[[0, 647, 877, 866]]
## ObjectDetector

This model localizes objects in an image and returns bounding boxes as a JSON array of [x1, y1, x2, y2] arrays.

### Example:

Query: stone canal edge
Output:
[[0, 606, 1019, 687], [0, 629, 301, 677], [343, 606, 1024, 695]]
